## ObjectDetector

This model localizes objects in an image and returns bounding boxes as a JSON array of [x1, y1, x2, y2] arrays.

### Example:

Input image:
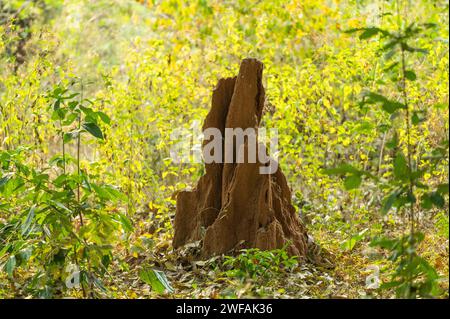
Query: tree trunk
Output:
[[173, 58, 308, 259]]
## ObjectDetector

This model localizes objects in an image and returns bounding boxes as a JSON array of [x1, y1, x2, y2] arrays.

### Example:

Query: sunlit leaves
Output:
[[223, 247, 298, 279], [21, 205, 36, 236], [96, 111, 111, 124], [344, 174, 362, 190], [337, 2, 447, 299], [361, 91, 405, 114], [322, 164, 377, 190], [370, 233, 441, 298], [344, 27, 390, 39], [82, 122, 104, 139], [5, 255, 16, 278], [404, 70, 417, 81], [0, 79, 127, 297], [139, 268, 174, 294], [340, 228, 368, 251]]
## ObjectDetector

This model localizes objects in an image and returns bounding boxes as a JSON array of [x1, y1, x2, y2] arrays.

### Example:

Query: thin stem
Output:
[[396, 0, 415, 237], [77, 81, 84, 227], [400, 47, 415, 237], [61, 120, 66, 175], [76, 80, 87, 298], [396, 0, 415, 298]]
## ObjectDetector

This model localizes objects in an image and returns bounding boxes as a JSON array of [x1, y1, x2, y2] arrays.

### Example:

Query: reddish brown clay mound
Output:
[[173, 58, 308, 259]]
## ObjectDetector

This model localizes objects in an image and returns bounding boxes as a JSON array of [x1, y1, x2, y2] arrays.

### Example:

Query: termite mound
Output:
[[173, 58, 308, 259]]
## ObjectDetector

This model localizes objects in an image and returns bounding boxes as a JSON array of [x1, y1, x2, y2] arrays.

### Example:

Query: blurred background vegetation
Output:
[[0, 0, 448, 298]]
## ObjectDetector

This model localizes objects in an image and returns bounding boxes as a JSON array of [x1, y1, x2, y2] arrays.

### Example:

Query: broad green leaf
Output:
[[118, 213, 133, 232], [370, 236, 397, 249], [393, 153, 408, 179], [359, 27, 381, 39], [402, 43, 428, 54], [437, 183, 449, 195], [63, 131, 79, 143], [404, 70, 417, 81], [63, 112, 78, 126], [21, 205, 36, 236], [430, 192, 445, 208], [321, 164, 360, 175], [344, 174, 362, 190], [382, 100, 405, 114], [53, 99, 61, 111], [421, 193, 433, 210], [5, 255, 16, 277], [362, 92, 405, 114], [412, 112, 420, 125], [82, 122, 104, 139], [96, 111, 111, 124], [382, 191, 399, 215], [91, 184, 126, 202], [0, 173, 13, 188], [139, 268, 174, 294]]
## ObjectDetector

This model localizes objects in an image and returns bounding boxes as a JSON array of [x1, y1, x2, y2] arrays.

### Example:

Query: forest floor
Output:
[[109, 218, 448, 299], [16, 213, 442, 299]]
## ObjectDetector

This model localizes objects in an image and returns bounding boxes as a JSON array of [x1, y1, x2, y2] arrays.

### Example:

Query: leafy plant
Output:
[[371, 232, 440, 298], [139, 267, 174, 294], [324, 0, 448, 298], [223, 247, 298, 280], [0, 82, 131, 298]]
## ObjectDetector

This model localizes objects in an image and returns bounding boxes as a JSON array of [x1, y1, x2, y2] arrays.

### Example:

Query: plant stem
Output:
[[396, 0, 416, 298], [77, 80, 84, 227], [396, 0, 415, 237], [61, 120, 66, 175]]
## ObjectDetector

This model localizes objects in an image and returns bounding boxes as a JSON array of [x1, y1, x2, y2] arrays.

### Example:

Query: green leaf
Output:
[[359, 27, 381, 39], [82, 122, 104, 139], [53, 99, 61, 111], [370, 236, 397, 249], [382, 191, 399, 215], [67, 101, 78, 110], [0, 173, 13, 188], [402, 43, 428, 54], [63, 131, 79, 143], [412, 112, 420, 125], [21, 205, 36, 236], [62, 112, 78, 126], [380, 280, 402, 289], [321, 164, 360, 175], [362, 92, 405, 114], [5, 255, 16, 277], [96, 111, 111, 124], [53, 174, 68, 187], [437, 183, 449, 195], [51, 108, 66, 121], [344, 174, 362, 190], [118, 213, 133, 232], [91, 184, 126, 202], [404, 70, 417, 81], [386, 133, 399, 149], [393, 153, 408, 179], [382, 100, 405, 114], [430, 192, 445, 208], [421, 193, 433, 210], [139, 268, 174, 294], [80, 106, 94, 116]]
